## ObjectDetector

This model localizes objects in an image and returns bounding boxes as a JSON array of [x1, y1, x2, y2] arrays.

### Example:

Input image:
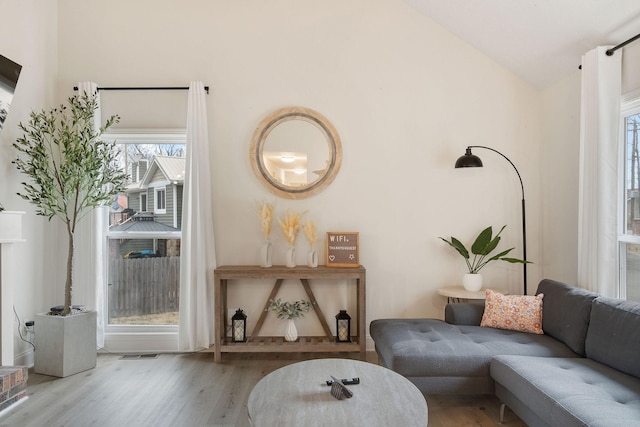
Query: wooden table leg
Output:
[[300, 279, 332, 338], [250, 278, 284, 340], [214, 277, 223, 362]]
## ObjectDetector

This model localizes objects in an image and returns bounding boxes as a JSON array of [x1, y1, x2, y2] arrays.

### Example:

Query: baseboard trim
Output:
[[0, 396, 28, 419], [13, 349, 34, 368]]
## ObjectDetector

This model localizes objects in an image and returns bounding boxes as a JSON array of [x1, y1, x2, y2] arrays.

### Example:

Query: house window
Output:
[[107, 234, 181, 326], [155, 187, 166, 214], [619, 93, 640, 302], [104, 130, 185, 333]]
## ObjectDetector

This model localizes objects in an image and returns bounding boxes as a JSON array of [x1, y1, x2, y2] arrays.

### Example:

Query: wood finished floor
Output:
[[0, 352, 526, 427]]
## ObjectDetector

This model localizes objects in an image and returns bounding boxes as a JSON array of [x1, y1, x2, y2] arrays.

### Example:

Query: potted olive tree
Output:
[[13, 92, 127, 376]]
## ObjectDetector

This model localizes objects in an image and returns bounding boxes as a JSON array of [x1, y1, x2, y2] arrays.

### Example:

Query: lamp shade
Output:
[[454, 148, 483, 168]]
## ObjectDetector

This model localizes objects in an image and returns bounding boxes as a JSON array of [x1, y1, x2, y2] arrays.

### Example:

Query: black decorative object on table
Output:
[[329, 376, 353, 400], [335, 310, 351, 342], [231, 308, 247, 342], [326, 377, 360, 386]]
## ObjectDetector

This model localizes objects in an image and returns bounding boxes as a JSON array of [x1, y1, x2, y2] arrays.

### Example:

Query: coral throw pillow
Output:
[[480, 289, 544, 334]]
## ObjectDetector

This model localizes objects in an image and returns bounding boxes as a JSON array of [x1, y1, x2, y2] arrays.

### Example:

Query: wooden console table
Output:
[[213, 265, 366, 362]]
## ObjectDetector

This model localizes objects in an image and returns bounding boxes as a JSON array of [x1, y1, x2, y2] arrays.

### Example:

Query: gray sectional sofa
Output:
[[369, 279, 640, 426]]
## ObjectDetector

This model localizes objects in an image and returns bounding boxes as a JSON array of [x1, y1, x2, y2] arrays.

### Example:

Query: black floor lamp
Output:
[[454, 146, 528, 295]]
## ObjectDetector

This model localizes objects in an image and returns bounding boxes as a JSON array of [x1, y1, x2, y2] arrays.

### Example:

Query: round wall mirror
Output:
[[250, 107, 342, 199]]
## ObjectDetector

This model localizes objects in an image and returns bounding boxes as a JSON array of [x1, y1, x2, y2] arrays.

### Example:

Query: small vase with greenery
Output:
[[439, 225, 529, 291], [268, 298, 313, 342], [268, 298, 313, 319], [13, 93, 127, 316]]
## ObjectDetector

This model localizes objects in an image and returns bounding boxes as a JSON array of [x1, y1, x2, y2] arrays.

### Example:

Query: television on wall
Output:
[[0, 53, 22, 134]]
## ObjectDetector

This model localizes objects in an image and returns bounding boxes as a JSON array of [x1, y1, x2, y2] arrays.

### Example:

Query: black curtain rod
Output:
[[73, 85, 210, 94], [606, 32, 640, 56], [578, 32, 640, 69]]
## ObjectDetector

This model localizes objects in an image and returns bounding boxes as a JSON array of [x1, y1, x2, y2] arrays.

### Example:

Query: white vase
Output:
[[260, 241, 272, 268], [286, 246, 296, 268], [307, 249, 318, 268], [462, 273, 483, 292], [284, 319, 298, 341]]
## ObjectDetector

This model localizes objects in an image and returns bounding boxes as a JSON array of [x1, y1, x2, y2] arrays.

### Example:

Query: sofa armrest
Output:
[[444, 302, 485, 325]]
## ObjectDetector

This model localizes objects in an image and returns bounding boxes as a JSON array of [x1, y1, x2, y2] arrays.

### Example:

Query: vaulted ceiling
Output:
[[404, 0, 640, 88]]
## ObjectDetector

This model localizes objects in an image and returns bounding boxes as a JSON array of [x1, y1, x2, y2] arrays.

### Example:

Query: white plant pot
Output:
[[462, 273, 483, 292], [34, 310, 97, 377]]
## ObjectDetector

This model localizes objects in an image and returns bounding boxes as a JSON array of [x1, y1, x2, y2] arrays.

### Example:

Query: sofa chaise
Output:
[[369, 279, 640, 426]]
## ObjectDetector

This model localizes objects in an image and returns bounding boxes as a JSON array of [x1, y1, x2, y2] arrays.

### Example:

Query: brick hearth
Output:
[[0, 366, 27, 413]]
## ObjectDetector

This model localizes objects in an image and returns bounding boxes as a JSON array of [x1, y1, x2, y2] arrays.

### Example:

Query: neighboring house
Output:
[[109, 155, 184, 260], [126, 156, 185, 230], [108, 212, 181, 258]]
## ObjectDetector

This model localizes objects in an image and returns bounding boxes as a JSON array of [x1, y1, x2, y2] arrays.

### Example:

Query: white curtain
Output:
[[73, 81, 108, 348], [577, 47, 622, 297], [178, 81, 217, 351]]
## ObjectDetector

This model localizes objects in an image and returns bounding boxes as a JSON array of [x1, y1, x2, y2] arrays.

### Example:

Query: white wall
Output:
[[54, 0, 543, 340], [540, 74, 581, 284], [623, 43, 640, 94], [0, 0, 59, 365]]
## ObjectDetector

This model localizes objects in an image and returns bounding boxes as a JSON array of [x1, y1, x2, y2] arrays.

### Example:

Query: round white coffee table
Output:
[[248, 358, 427, 427]]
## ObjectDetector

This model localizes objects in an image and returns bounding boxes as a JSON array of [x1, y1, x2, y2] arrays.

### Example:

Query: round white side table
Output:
[[438, 286, 509, 303]]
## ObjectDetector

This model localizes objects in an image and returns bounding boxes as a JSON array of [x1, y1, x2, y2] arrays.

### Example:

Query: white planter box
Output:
[[34, 310, 97, 377]]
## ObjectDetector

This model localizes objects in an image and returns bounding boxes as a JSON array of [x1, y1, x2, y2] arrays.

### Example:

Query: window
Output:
[[155, 187, 166, 214], [107, 235, 181, 325], [619, 93, 640, 302], [105, 130, 185, 329]]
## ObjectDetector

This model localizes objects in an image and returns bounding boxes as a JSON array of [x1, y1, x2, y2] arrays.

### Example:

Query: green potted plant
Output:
[[439, 225, 529, 291], [13, 92, 127, 376], [268, 298, 313, 342]]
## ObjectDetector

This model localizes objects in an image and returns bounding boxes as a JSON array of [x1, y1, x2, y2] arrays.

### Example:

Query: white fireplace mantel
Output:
[[0, 211, 25, 365]]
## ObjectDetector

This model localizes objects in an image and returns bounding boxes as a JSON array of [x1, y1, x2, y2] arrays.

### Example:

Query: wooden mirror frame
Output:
[[250, 106, 342, 199]]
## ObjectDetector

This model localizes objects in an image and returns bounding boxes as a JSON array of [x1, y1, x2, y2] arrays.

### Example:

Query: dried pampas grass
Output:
[[304, 220, 317, 247], [257, 201, 274, 240], [278, 210, 303, 246]]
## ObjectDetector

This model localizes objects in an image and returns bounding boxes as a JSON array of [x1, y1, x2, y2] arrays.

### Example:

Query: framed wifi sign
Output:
[[326, 232, 359, 267]]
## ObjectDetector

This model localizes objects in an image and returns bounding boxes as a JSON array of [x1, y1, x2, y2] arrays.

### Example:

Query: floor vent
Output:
[[119, 354, 159, 360]]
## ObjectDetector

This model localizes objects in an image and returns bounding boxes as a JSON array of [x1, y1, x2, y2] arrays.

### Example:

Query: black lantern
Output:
[[231, 308, 247, 343], [335, 310, 351, 342]]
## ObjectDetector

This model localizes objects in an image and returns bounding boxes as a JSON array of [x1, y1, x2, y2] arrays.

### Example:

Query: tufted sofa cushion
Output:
[[369, 318, 578, 381], [491, 355, 640, 426], [536, 279, 598, 355], [586, 297, 640, 379]]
